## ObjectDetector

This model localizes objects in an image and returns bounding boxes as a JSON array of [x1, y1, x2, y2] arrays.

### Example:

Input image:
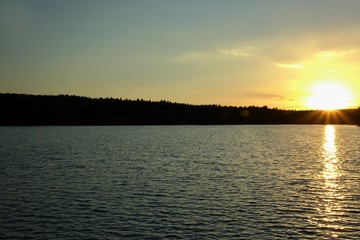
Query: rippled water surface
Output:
[[1, 125, 360, 239]]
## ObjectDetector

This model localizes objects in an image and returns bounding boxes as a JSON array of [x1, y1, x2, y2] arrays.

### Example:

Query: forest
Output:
[[1, 93, 360, 125]]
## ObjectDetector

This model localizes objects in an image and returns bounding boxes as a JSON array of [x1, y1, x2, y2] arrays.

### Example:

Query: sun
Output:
[[306, 82, 353, 110]]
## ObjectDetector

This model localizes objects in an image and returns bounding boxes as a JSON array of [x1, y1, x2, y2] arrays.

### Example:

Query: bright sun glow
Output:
[[306, 82, 353, 110]]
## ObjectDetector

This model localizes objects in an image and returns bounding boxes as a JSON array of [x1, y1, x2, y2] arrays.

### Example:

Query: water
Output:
[[1, 125, 360, 239]]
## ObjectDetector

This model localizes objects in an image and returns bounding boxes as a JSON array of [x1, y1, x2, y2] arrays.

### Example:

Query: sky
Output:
[[1, 0, 360, 109]]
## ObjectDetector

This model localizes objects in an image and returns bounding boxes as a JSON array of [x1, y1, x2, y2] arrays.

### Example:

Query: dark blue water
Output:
[[1, 125, 360, 239]]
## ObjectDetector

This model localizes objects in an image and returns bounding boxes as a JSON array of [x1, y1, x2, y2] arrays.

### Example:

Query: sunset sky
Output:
[[1, 0, 360, 109]]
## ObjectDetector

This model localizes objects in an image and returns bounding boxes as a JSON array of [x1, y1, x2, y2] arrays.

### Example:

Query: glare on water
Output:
[[316, 125, 345, 237], [323, 125, 339, 185]]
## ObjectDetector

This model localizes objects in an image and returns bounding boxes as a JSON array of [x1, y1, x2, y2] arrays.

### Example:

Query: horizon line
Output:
[[1, 92, 359, 112]]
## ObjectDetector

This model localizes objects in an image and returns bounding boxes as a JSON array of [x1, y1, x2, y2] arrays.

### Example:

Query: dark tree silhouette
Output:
[[1, 93, 360, 125]]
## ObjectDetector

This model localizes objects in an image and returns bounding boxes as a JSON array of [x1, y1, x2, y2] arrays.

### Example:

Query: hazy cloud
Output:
[[277, 63, 304, 69], [244, 92, 292, 101], [315, 49, 355, 58], [175, 46, 254, 61], [219, 46, 253, 57]]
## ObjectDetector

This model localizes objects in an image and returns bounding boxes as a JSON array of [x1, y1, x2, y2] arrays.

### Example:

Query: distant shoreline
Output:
[[1, 93, 360, 126]]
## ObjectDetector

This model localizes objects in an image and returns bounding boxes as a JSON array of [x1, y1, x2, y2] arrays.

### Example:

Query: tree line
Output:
[[1, 93, 360, 125]]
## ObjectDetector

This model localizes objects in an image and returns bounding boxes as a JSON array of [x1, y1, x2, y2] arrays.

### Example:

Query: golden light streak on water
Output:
[[316, 125, 344, 238]]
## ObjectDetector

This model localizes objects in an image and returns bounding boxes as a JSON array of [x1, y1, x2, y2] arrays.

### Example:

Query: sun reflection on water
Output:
[[316, 125, 344, 237], [323, 125, 338, 186]]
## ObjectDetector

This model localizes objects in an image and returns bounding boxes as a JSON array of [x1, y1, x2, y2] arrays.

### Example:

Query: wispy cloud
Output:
[[219, 46, 253, 57], [315, 49, 354, 58], [277, 62, 304, 69], [175, 46, 254, 61], [244, 92, 293, 101]]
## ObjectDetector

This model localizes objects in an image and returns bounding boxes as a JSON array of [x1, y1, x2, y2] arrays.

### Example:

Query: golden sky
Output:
[[1, 0, 360, 109]]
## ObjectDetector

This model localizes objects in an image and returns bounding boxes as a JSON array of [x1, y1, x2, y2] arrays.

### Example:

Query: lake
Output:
[[1, 125, 360, 239]]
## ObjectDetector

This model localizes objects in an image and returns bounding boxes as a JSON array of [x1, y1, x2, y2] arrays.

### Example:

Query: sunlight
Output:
[[306, 82, 353, 110], [323, 125, 338, 185], [313, 125, 345, 237]]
